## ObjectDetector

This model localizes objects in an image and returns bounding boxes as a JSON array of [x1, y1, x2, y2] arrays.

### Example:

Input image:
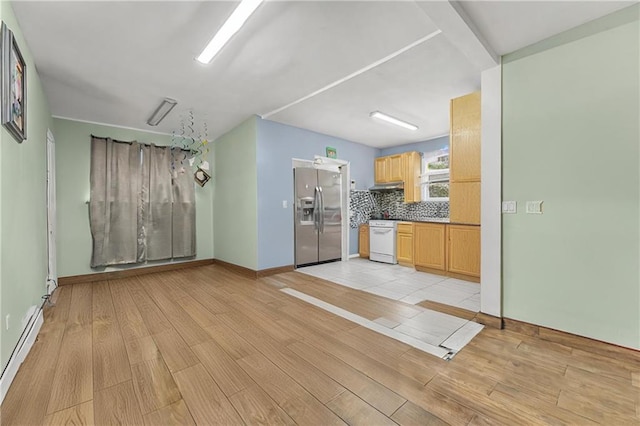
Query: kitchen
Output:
[[367, 92, 480, 281], [295, 91, 482, 316]]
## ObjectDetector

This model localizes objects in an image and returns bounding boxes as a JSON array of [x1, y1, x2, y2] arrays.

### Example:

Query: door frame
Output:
[[313, 155, 350, 262], [293, 156, 350, 262], [480, 65, 502, 317], [46, 129, 57, 295]]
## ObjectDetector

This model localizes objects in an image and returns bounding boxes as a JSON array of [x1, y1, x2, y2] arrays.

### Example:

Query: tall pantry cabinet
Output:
[[448, 92, 481, 280], [449, 91, 481, 224]]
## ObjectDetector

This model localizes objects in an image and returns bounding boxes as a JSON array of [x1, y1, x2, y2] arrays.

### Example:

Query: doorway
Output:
[[292, 156, 350, 262]]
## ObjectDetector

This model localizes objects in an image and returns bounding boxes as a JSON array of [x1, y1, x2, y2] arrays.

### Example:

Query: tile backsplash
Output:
[[349, 190, 448, 228], [349, 190, 376, 228]]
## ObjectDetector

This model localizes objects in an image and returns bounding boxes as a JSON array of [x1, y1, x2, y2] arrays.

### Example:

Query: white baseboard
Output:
[[0, 308, 44, 404], [349, 253, 360, 259]]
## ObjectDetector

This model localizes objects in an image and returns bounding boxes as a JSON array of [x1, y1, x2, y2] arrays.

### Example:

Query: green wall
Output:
[[53, 118, 214, 277], [0, 2, 54, 370], [502, 6, 639, 348], [213, 116, 258, 270]]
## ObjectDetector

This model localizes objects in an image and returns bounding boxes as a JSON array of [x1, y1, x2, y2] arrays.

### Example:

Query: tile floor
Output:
[[281, 287, 483, 360], [292, 258, 484, 359], [298, 257, 481, 311]]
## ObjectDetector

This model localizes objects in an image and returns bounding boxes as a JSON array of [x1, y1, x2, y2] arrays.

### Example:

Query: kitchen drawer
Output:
[[397, 222, 413, 234]]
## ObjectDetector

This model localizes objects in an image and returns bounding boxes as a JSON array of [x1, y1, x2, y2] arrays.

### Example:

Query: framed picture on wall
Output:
[[326, 146, 337, 159], [194, 167, 211, 187], [1, 22, 27, 143]]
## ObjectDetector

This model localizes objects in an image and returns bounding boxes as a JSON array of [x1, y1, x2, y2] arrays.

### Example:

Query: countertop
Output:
[[396, 218, 480, 226], [403, 218, 450, 223], [366, 218, 479, 226], [377, 217, 449, 224]]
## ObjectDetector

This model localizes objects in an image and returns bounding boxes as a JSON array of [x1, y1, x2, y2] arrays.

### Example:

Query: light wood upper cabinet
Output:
[[449, 182, 481, 225], [414, 223, 446, 271], [450, 92, 481, 183], [374, 158, 387, 184], [374, 155, 403, 183], [403, 152, 421, 203], [359, 224, 369, 258], [447, 225, 480, 277], [374, 152, 421, 202], [387, 154, 404, 182], [396, 223, 414, 266]]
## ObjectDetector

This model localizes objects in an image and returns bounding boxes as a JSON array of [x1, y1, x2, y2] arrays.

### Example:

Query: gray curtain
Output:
[[90, 137, 196, 267], [171, 148, 196, 258], [146, 145, 173, 261], [90, 137, 141, 267]]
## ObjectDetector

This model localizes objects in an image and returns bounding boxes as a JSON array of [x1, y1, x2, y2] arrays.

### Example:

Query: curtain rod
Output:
[[91, 134, 135, 145], [91, 135, 194, 153]]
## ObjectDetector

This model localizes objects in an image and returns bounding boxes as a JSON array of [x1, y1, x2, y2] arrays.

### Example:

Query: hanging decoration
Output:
[[170, 109, 211, 186]]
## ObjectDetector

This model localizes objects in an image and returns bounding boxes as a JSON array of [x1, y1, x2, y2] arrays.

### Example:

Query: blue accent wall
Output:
[[256, 118, 379, 269], [379, 135, 449, 156]]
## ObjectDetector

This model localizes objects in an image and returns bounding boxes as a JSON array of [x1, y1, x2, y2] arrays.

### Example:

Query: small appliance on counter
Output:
[[370, 211, 390, 220]]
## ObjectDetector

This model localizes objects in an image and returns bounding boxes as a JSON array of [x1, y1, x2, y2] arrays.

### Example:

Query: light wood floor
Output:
[[2, 264, 639, 425]]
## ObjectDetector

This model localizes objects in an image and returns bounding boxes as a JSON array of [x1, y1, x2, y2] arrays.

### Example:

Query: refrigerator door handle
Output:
[[318, 186, 324, 233], [313, 186, 320, 232]]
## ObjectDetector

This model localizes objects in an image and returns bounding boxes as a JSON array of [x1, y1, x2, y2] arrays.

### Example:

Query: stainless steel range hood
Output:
[[368, 181, 404, 192]]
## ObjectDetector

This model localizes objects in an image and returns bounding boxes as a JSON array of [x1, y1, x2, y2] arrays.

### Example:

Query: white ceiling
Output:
[[12, 1, 636, 148], [457, 0, 636, 56]]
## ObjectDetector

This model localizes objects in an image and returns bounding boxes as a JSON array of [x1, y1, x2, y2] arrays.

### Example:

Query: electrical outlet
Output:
[[502, 201, 517, 214], [526, 201, 543, 214], [5, 314, 9, 330]]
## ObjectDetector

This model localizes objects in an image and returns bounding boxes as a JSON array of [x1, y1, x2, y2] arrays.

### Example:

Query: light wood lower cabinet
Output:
[[447, 225, 480, 278], [359, 224, 369, 258], [396, 223, 414, 266], [413, 223, 446, 271], [412, 222, 480, 280]]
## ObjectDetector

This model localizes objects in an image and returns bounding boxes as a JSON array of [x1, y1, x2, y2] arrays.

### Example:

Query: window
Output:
[[420, 149, 449, 201]]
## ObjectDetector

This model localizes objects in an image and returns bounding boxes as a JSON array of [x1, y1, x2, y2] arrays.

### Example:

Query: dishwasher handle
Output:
[[371, 228, 393, 234]]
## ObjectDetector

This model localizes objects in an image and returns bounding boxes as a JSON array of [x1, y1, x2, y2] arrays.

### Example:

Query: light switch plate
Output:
[[502, 201, 517, 214], [282, 200, 288, 209], [526, 201, 543, 214]]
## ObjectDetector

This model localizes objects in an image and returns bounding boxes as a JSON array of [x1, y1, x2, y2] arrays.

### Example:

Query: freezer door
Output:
[[317, 169, 342, 263], [294, 168, 319, 266]]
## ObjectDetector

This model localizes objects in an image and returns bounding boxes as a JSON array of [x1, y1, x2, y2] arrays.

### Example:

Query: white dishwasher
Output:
[[369, 220, 398, 264]]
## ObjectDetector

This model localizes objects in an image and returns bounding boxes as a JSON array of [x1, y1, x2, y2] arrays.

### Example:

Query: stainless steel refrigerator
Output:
[[294, 168, 342, 267]]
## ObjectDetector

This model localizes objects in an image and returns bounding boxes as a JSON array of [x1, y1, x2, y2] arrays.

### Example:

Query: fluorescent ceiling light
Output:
[[370, 111, 418, 131], [147, 98, 177, 126], [196, 0, 264, 64]]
